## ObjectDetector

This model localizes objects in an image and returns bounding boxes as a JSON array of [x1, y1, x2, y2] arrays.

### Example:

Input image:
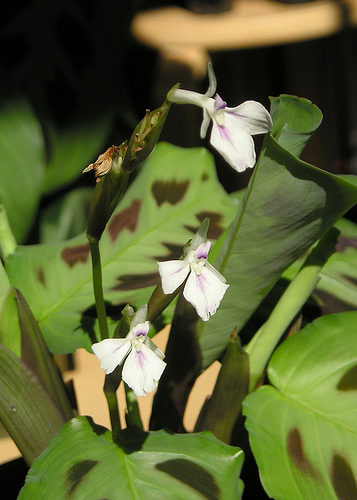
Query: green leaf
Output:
[[19, 416, 244, 499], [282, 217, 357, 312], [243, 312, 357, 499], [270, 95, 323, 157], [42, 114, 113, 194], [311, 217, 357, 311], [0, 260, 11, 307], [15, 289, 73, 421], [0, 343, 67, 466], [0, 204, 17, 259], [39, 187, 94, 243], [195, 338, 249, 443], [0, 288, 21, 356], [246, 227, 340, 392], [5, 143, 236, 353], [0, 96, 45, 242], [199, 97, 357, 369]]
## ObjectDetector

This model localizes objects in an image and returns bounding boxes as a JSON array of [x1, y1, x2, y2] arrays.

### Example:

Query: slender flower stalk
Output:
[[167, 62, 273, 172], [89, 241, 109, 340]]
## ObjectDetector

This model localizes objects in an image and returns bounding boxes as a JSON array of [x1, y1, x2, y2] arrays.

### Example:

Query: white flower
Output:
[[157, 220, 229, 321], [167, 62, 273, 172], [92, 305, 166, 397]]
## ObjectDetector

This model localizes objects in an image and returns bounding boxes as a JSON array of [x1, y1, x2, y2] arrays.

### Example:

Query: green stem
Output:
[[89, 241, 108, 340], [124, 385, 143, 429], [245, 227, 339, 393], [105, 389, 121, 442]]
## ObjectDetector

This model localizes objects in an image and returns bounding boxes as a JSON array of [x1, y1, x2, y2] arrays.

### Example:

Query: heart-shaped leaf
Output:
[[19, 416, 244, 499], [243, 312, 357, 499]]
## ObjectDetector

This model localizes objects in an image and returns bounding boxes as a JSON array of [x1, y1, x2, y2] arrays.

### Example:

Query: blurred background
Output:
[[1, 0, 357, 247]]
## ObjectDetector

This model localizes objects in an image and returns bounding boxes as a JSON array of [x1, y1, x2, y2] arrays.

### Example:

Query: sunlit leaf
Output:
[[243, 312, 357, 499], [19, 416, 244, 499], [199, 96, 357, 369], [5, 143, 237, 353]]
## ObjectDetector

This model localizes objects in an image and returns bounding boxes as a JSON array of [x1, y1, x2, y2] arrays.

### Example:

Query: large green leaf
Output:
[[243, 312, 357, 499], [0, 96, 45, 243], [5, 143, 236, 353], [199, 96, 357, 369], [19, 416, 244, 499]]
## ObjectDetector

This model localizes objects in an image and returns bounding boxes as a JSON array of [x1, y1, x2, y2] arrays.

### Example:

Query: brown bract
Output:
[[83, 146, 124, 182]]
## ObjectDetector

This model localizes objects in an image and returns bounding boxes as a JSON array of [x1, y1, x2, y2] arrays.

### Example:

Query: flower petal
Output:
[[92, 338, 131, 374], [194, 241, 211, 260], [183, 266, 229, 321], [131, 321, 151, 338], [205, 260, 228, 283], [157, 260, 190, 294], [225, 100, 273, 135], [122, 344, 167, 397], [210, 121, 256, 172]]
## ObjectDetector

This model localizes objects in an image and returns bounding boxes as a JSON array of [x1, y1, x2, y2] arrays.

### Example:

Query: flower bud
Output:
[[84, 143, 129, 242], [121, 89, 177, 173]]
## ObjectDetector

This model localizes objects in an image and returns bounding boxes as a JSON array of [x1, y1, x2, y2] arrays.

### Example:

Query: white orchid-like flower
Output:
[[92, 305, 166, 397], [157, 219, 229, 321], [167, 62, 273, 172]]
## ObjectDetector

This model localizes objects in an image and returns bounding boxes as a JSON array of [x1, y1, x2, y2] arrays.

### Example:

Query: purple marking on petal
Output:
[[196, 272, 208, 293], [113, 344, 129, 353], [219, 125, 232, 143], [135, 350, 146, 369], [214, 94, 227, 111], [134, 330, 147, 338], [195, 241, 211, 260]]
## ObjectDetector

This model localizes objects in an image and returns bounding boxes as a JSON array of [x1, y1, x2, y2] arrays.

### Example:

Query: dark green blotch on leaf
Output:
[[337, 364, 357, 391], [152, 179, 190, 207], [331, 454, 357, 500], [156, 458, 220, 500], [61, 244, 90, 268], [287, 428, 319, 479], [108, 199, 141, 242], [66, 459, 98, 495]]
